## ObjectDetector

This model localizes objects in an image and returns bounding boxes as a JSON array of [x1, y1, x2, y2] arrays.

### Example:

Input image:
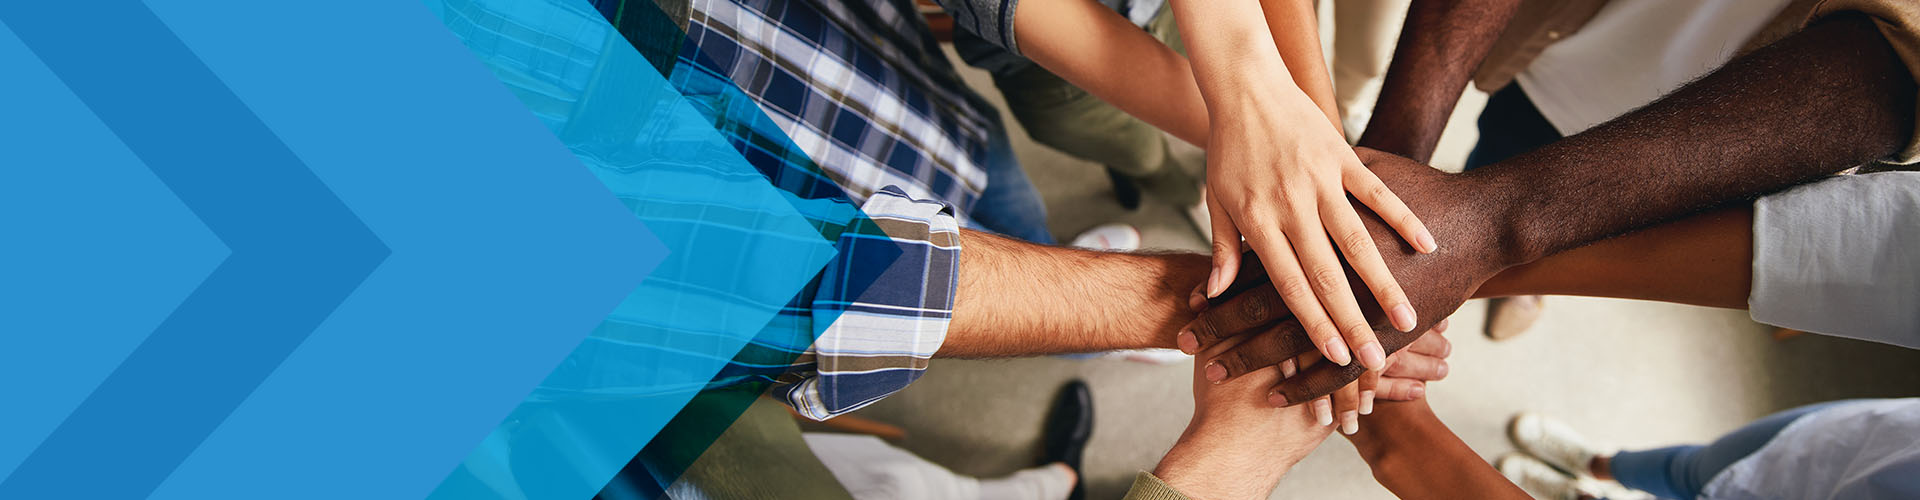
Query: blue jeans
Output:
[[967, 121, 1056, 244], [1465, 83, 1564, 171], [1608, 401, 1857, 499]]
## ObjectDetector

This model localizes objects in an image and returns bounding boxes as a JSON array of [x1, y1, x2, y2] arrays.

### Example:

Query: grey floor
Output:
[[833, 47, 1920, 500]]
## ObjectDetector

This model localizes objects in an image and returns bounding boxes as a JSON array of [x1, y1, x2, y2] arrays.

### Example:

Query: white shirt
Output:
[[1515, 0, 1793, 135], [1703, 399, 1920, 500]]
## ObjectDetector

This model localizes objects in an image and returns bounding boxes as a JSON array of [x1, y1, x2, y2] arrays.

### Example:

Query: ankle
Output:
[[1588, 455, 1611, 479]]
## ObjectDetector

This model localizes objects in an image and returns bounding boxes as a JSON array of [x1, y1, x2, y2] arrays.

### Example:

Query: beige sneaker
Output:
[[1497, 454, 1599, 500], [1508, 413, 1608, 477], [1485, 295, 1545, 341]]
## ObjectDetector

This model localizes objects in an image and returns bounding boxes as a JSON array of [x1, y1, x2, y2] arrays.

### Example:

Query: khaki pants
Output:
[[1329, 0, 1413, 138], [987, 5, 1186, 183]]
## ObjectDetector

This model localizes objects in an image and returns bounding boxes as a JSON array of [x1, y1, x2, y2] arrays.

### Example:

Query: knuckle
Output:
[[1277, 277, 1314, 302], [1239, 291, 1277, 324], [1341, 229, 1378, 255], [1310, 268, 1346, 294]]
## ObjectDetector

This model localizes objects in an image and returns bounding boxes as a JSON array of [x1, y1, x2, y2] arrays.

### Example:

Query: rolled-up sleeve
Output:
[[931, 0, 1022, 55], [1749, 172, 1920, 348], [774, 186, 962, 420]]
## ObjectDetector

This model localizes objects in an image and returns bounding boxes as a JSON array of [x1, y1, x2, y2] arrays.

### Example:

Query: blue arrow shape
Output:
[[0, 2, 390, 498]]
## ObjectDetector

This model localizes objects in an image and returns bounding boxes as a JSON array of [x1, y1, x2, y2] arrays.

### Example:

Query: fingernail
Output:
[[1268, 391, 1288, 407], [1359, 390, 1376, 415], [1417, 230, 1438, 253], [1204, 362, 1227, 383], [1313, 399, 1334, 426], [1390, 304, 1418, 332], [1409, 383, 1426, 399], [1188, 288, 1207, 311], [1176, 330, 1199, 354], [1357, 342, 1388, 371], [1279, 358, 1297, 378], [1323, 338, 1353, 366], [1206, 268, 1224, 298], [1436, 362, 1449, 379], [1340, 411, 1359, 435]]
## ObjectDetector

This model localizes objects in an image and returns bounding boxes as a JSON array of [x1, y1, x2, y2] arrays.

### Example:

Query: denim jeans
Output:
[[1608, 401, 1857, 500], [966, 122, 1056, 245]]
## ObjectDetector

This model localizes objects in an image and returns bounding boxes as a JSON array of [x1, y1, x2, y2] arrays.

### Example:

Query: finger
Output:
[[1344, 164, 1436, 254], [1311, 396, 1334, 427], [1382, 351, 1450, 381], [1205, 195, 1243, 299], [1204, 319, 1321, 382], [1185, 283, 1291, 351], [1272, 359, 1369, 407], [1244, 228, 1348, 367], [1358, 369, 1380, 415], [1331, 382, 1361, 435], [1323, 196, 1417, 335], [1402, 327, 1453, 359], [1283, 207, 1376, 369], [1374, 378, 1427, 402]]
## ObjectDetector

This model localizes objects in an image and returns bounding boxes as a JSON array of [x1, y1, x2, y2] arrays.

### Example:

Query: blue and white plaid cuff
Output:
[[777, 186, 961, 420]]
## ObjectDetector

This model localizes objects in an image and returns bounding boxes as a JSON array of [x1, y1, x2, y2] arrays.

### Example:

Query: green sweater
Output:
[[1122, 471, 1192, 500]]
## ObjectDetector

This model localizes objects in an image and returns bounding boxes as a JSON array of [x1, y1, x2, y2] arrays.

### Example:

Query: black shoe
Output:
[[1106, 167, 1141, 211], [1042, 380, 1093, 500]]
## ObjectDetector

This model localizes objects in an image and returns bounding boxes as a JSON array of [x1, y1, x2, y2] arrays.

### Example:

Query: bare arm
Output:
[[1261, 0, 1344, 131], [1476, 206, 1753, 308], [942, 229, 1208, 357], [1346, 400, 1532, 500], [1187, 12, 1918, 403], [1356, 0, 1522, 162], [1010, 0, 1210, 145]]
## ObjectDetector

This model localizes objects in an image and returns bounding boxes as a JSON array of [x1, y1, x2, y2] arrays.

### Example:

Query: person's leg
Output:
[[1463, 83, 1563, 170], [967, 121, 1058, 244], [805, 432, 1074, 500], [1330, 0, 1413, 139], [1603, 401, 1858, 499]]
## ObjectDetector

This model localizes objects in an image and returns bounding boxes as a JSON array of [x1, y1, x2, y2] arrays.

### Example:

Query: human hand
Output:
[[1201, 86, 1436, 375], [1180, 148, 1515, 406], [1153, 340, 1332, 500], [1244, 316, 1453, 436]]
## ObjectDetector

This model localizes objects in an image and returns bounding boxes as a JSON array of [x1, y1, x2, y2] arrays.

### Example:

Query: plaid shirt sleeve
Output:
[[773, 186, 961, 420]]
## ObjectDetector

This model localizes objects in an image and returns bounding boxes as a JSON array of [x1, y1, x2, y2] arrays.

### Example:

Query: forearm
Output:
[[1261, 0, 1343, 131], [1013, 0, 1210, 145], [1484, 13, 1915, 266], [1475, 205, 1753, 308], [1347, 401, 1531, 500], [945, 229, 1208, 357], [1172, 0, 1306, 116], [1356, 0, 1521, 162]]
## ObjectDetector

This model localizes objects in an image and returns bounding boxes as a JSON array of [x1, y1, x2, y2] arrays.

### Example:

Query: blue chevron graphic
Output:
[[0, 0, 664, 498], [0, 2, 391, 498]]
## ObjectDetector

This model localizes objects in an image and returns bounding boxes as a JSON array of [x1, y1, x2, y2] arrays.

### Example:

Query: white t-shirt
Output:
[[1703, 399, 1920, 500], [1515, 0, 1793, 135]]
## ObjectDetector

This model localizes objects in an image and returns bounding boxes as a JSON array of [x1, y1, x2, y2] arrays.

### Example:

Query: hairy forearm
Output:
[[944, 230, 1208, 357], [1356, 0, 1521, 162], [1483, 14, 1915, 266], [1347, 401, 1531, 500], [1476, 206, 1753, 308], [1013, 0, 1210, 144]]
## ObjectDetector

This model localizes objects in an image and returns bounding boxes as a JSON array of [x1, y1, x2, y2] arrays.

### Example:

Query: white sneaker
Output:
[[1497, 454, 1593, 500], [1508, 413, 1608, 477], [1070, 223, 1141, 252]]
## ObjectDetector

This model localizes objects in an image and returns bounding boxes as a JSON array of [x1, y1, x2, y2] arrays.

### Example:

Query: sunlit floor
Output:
[[833, 46, 1920, 500]]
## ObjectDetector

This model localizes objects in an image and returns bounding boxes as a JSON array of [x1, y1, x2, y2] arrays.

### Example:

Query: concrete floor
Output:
[[832, 47, 1920, 500]]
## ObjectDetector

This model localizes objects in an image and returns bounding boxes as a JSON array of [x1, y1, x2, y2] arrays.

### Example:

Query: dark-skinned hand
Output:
[[1177, 147, 1518, 407]]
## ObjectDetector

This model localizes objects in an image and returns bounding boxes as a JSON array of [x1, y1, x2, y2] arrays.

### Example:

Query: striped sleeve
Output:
[[774, 186, 961, 420]]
